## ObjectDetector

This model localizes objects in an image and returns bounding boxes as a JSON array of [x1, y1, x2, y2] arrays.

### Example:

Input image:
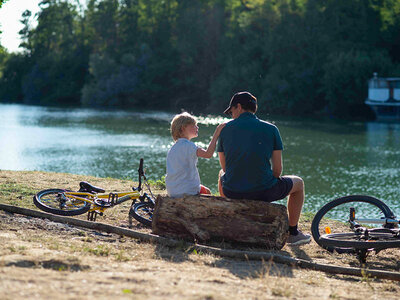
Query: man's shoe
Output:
[[287, 230, 311, 246]]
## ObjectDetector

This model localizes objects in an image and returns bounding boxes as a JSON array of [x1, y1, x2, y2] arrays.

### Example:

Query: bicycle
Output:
[[311, 195, 400, 263], [33, 158, 155, 227]]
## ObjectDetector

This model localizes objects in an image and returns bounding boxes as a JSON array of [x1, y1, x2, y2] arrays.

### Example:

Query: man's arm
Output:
[[271, 150, 282, 178], [218, 152, 226, 172]]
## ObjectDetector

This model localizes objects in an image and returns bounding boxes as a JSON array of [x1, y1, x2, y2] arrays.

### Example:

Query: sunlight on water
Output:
[[196, 115, 230, 125], [1, 103, 400, 215]]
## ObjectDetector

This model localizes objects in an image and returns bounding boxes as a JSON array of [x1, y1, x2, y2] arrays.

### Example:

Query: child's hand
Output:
[[215, 122, 226, 135]]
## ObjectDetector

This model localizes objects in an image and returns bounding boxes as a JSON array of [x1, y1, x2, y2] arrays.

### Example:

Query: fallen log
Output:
[[152, 195, 289, 249]]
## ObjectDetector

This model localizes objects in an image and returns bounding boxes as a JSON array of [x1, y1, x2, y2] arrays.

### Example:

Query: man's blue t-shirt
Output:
[[217, 112, 283, 193]]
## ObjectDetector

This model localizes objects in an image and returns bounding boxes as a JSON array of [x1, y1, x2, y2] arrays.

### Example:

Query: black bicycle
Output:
[[33, 158, 155, 227], [311, 195, 400, 263]]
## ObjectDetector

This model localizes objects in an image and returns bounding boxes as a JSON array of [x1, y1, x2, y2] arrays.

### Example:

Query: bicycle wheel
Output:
[[129, 201, 154, 227], [319, 231, 400, 250], [33, 189, 91, 216], [311, 195, 395, 253]]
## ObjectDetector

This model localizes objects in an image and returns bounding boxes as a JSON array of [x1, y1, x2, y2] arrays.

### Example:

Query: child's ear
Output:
[[179, 125, 186, 136]]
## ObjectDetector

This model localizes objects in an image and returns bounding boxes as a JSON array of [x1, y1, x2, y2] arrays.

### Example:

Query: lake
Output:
[[1, 103, 400, 214]]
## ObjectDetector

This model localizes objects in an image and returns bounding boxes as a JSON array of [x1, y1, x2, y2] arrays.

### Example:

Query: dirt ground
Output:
[[1, 170, 400, 299]]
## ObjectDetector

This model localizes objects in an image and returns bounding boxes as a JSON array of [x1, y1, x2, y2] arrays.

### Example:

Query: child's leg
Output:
[[218, 169, 226, 197], [199, 185, 211, 195]]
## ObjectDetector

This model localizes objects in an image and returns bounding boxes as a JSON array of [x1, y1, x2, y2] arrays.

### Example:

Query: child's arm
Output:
[[197, 123, 226, 158]]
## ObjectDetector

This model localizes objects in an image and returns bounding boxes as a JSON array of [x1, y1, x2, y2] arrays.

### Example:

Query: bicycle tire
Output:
[[311, 195, 394, 253], [33, 189, 91, 216], [129, 201, 154, 227], [319, 231, 400, 250]]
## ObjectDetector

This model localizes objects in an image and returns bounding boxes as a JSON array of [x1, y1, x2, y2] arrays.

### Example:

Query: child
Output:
[[165, 112, 225, 198]]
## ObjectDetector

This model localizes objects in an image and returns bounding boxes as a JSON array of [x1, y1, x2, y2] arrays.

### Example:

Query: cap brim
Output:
[[223, 106, 231, 115]]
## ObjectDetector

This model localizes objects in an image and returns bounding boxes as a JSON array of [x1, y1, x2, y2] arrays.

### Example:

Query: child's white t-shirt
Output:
[[165, 138, 201, 197]]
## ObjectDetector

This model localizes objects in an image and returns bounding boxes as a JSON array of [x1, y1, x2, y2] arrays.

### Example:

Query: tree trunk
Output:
[[152, 195, 289, 249]]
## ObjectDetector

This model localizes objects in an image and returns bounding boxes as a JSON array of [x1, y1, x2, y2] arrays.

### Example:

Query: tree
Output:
[[0, 0, 9, 9], [0, 45, 7, 75], [81, 52, 141, 107], [19, 10, 34, 53], [86, 0, 120, 56], [20, 0, 88, 105], [2, 0, 400, 119], [322, 49, 394, 118], [0, 53, 31, 102]]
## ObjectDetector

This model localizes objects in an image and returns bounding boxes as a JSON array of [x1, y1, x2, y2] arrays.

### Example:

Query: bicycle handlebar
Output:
[[137, 158, 144, 191], [139, 158, 144, 176], [136, 158, 155, 201]]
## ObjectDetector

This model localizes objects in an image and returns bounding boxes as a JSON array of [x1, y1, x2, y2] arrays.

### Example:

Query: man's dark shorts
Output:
[[222, 176, 293, 202]]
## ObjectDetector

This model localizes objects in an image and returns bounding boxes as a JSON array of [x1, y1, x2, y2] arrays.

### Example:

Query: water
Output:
[[1, 103, 400, 214]]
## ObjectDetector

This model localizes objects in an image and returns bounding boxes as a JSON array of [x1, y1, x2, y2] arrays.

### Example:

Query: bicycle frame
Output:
[[80, 157, 154, 220], [347, 205, 399, 226], [63, 190, 141, 213], [52, 189, 143, 222], [351, 217, 399, 226]]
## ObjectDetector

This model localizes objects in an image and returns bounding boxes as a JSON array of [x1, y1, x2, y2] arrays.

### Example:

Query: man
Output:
[[217, 91, 311, 245]]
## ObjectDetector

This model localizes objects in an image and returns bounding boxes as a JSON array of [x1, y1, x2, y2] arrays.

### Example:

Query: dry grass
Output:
[[1, 169, 400, 299]]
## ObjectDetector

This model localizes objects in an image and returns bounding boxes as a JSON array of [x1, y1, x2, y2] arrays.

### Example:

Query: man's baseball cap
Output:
[[223, 91, 257, 115]]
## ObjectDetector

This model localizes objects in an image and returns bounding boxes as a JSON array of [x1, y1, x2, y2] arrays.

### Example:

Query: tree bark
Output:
[[152, 195, 289, 249]]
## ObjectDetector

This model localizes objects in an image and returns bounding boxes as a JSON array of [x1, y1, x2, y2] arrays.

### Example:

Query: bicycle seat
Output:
[[79, 181, 105, 193]]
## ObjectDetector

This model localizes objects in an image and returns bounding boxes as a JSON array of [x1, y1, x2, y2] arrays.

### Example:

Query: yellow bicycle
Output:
[[33, 159, 155, 227]]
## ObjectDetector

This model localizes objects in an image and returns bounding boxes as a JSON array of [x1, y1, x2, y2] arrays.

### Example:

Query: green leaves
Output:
[[0, 0, 9, 9], [1, 0, 400, 118]]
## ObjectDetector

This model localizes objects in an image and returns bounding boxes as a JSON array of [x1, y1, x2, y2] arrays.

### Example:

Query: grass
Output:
[[83, 245, 111, 256], [0, 181, 36, 197], [115, 250, 130, 262], [300, 211, 315, 223], [0, 181, 37, 206], [148, 175, 166, 190], [2, 171, 400, 299]]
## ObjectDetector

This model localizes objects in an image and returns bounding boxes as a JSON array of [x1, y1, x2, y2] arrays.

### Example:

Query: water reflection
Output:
[[1, 103, 400, 214], [0, 104, 172, 179], [366, 122, 400, 154]]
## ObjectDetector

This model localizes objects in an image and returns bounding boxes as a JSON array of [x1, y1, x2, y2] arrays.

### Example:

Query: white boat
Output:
[[365, 73, 400, 121]]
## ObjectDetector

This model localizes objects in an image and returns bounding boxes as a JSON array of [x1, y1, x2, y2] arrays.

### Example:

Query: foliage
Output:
[[0, 53, 31, 102], [81, 52, 142, 107], [1, 0, 400, 118], [322, 49, 394, 117], [148, 176, 166, 190], [0, 45, 7, 77], [0, 0, 8, 9]]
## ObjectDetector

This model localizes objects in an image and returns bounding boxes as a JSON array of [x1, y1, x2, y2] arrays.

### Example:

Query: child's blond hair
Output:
[[170, 112, 197, 141]]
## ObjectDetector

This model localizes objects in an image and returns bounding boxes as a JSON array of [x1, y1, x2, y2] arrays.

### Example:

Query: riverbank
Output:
[[1, 170, 400, 299]]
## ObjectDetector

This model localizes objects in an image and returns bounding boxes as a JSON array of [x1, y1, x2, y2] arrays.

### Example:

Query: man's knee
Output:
[[290, 176, 304, 193]]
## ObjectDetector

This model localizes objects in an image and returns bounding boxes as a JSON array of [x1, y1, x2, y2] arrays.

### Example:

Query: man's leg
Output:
[[285, 175, 310, 245], [286, 175, 304, 226]]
